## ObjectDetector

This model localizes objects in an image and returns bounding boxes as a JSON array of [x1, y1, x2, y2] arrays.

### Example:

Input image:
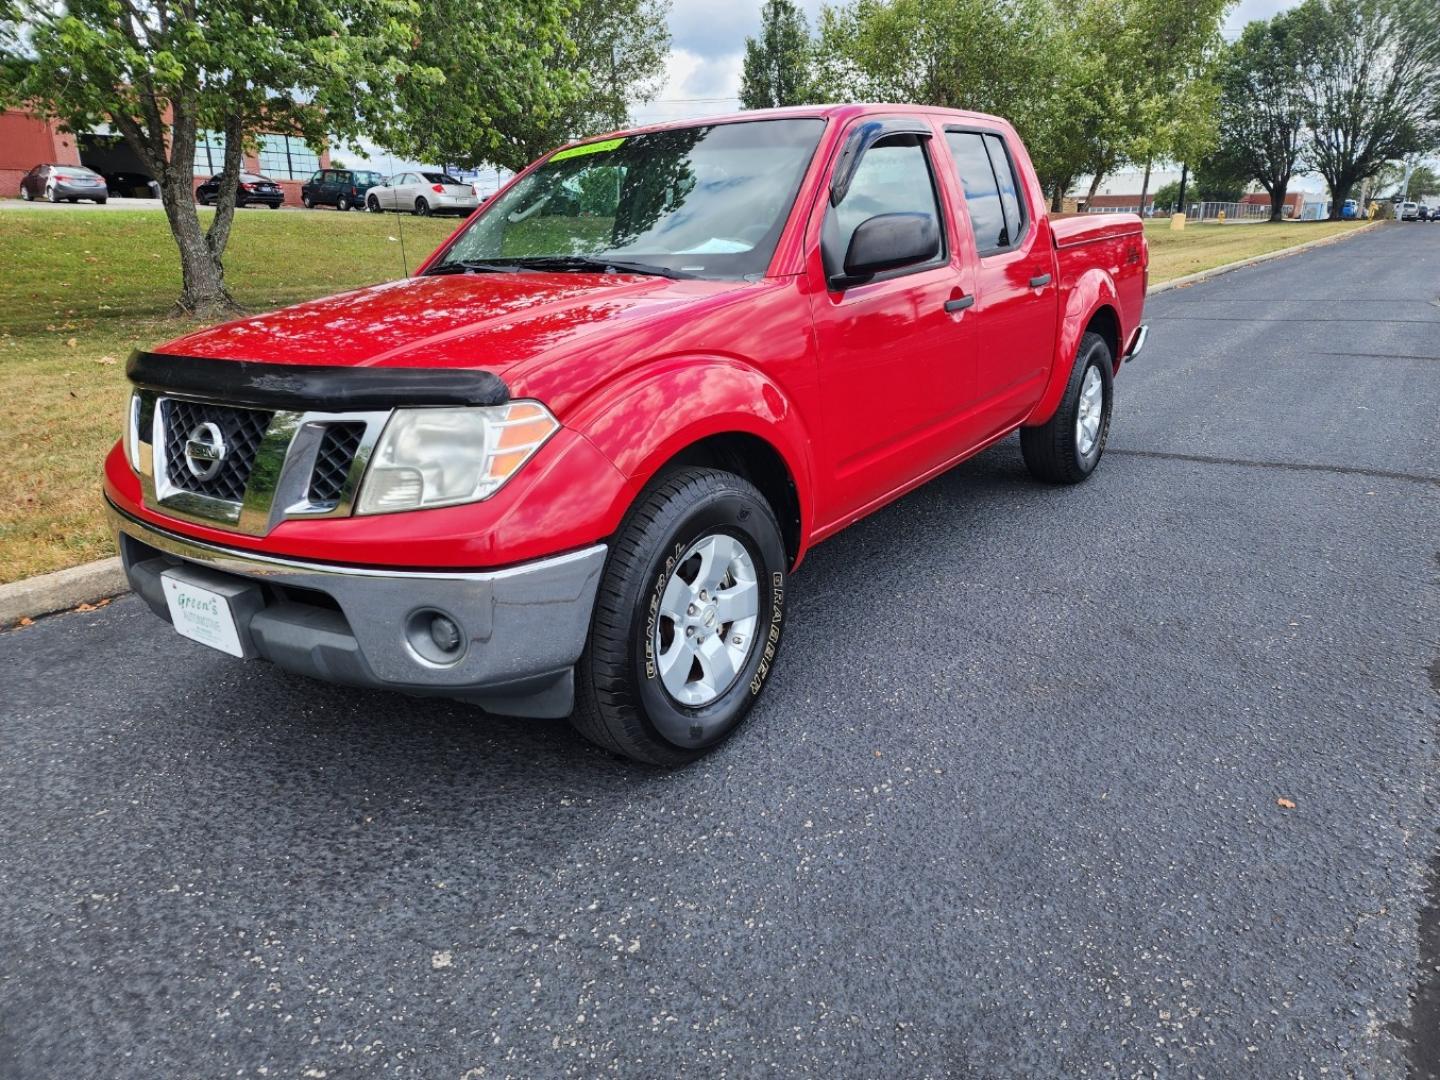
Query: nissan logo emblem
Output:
[[184, 421, 227, 481]]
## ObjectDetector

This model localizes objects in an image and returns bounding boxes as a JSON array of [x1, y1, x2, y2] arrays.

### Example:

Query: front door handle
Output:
[[1029, 273, 1052, 288], [944, 295, 975, 313]]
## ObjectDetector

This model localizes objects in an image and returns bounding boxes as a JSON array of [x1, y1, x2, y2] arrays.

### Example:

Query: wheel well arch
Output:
[[1084, 304, 1121, 369], [650, 432, 803, 567]]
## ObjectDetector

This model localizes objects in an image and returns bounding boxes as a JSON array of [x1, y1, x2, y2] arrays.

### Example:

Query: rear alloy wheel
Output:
[[46, 185, 59, 203], [414, 197, 431, 216], [337, 195, 351, 212], [572, 467, 787, 766], [1020, 330, 1114, 484]]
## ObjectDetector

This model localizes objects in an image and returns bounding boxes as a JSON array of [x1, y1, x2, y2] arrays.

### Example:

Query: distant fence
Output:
[[1084, 200, 1280, 221]]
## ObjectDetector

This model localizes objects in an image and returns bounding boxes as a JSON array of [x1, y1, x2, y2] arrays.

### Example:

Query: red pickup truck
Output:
[[106, 104, 1148, 764]]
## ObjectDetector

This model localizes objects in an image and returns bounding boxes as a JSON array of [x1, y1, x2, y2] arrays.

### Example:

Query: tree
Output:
[[812, 0, 1066, 142], [741, 0, 813, 109], [1, 0, 416, 315], [1215, 12, 1313, 221], [1292, 0, 1440, 217], [360, 0, 585, 174], [375, 0, 672, 172]]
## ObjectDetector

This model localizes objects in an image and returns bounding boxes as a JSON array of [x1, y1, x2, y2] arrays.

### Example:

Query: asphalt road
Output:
[[3, 223, 1438, 1079]]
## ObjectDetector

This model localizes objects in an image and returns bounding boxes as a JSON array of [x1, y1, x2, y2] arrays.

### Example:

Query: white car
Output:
[[1399, 201, 1419, 221], [366, 171, 479, 217]]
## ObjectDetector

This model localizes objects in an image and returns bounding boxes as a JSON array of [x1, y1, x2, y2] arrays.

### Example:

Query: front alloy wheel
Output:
[[572, 467, 787, 766], [652, 533, 761, 707]]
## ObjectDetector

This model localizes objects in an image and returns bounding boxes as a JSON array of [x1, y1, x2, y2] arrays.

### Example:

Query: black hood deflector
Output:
[[126, 351, 510, 411]]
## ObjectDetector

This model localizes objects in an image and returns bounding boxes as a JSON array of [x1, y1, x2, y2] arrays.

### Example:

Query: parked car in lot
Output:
[[1341, 198, 1360, 219], [104, 171, 159, 198], [105, 104, 1148, 764], [366, 171, 479, 216], [195, 172, 284, 208], [1400, 201, 1420, 221], [300, 169, 384, 211], [1416, 204, 1432, 222], [18, 163, 108, 203]]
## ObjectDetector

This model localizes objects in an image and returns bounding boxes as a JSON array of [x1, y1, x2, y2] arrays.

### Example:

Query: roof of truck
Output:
[[558, 103, 1014, 150]]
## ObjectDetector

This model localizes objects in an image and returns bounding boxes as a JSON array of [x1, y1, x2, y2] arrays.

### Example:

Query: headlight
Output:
[[355, 401, 559, 515]]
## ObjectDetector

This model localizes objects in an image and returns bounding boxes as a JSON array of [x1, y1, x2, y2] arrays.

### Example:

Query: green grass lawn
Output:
[[1143, 218, 1366, 283], [0, 208, 458, 583], [0, 208, 1371, 585]]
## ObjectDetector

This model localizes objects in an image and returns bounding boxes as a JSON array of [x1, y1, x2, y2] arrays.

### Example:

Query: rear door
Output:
[[806, 118, 978, 527], [940, 127, 1058, 434]]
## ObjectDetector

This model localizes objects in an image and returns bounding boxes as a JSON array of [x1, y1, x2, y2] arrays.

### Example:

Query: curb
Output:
[[1147, 220, 1382, 296], [0, 557, 129, 629], [0, 222, 1387, 628]]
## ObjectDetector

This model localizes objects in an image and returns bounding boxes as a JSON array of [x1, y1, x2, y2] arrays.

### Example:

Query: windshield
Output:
[[428, 118, 825, 280]]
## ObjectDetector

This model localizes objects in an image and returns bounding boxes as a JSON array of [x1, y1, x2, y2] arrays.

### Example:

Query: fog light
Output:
[[429, 614, 462, 654], [404, 608, 467, 665]]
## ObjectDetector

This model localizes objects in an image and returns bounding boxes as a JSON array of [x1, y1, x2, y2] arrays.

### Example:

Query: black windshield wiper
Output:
[[423, 260, 524, 276], [497, 255, 697, 280]]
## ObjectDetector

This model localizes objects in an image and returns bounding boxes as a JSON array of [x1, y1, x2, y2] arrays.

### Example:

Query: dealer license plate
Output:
[[161, 571, 246, 657]]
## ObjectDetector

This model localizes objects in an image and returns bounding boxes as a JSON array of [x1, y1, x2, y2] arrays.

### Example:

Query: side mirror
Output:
[[832, 212, 940, 289]]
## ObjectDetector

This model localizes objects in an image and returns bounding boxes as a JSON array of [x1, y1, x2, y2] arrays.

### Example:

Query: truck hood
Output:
[[157, 272, 747, 373]]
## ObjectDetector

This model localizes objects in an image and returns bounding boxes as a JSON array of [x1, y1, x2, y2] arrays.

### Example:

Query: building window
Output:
[[194, 130, 226, 176], [257, 134, 319, 180]]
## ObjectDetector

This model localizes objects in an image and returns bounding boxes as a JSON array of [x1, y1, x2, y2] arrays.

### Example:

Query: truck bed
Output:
[[1050, 213, 1145, 248]]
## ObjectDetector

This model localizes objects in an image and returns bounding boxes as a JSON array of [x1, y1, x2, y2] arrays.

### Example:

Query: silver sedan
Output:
[[365, 171, 479, 217]]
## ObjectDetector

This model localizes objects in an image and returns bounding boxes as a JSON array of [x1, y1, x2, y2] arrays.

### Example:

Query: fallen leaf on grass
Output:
[[1276, 797, 1296, 809], [95, 355, 118, 365], [65, 337, 77, 348]]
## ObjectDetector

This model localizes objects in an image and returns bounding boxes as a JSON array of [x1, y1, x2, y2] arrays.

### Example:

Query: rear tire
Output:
[[1020, 330, 1114, 484], [414, 197, 430, 216], [302, 195, 314, 209], [337, 195, 351, 212], [572, 467, 788, 766]]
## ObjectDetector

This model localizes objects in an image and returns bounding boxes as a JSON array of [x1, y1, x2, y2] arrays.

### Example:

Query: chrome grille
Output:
[[161, 399, 273, 502], [307, 423, 365, 507]]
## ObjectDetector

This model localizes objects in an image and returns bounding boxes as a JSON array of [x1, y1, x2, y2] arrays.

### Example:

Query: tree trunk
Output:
[[1085, 171, 1106, 208], [1137, 159, 1152, 217], [1263, 174, 1291, 222], [161, 178, 237, 316], [1050, 182, 1066, 214], [202, 109, 247, 265]]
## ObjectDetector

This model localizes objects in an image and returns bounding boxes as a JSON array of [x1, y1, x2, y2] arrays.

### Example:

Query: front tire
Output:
[[367, 196, 382, 212], [572, 467, 788, 766], [302, 195, 314, 209], [1020, 330, 1114, 484]]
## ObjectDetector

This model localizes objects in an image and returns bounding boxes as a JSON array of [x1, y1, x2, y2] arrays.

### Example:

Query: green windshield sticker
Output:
[[549, 137, 626, 162]]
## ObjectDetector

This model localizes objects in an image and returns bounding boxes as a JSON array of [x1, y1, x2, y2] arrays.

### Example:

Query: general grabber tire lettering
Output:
[[571, 467, 787, 766], [1020, 330, 1114, 484]]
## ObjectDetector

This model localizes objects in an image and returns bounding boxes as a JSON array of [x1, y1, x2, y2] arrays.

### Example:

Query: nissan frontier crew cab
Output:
[[105, 104, 1149, 765]]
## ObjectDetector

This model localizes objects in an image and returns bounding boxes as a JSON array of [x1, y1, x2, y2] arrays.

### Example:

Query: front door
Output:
[[807, 121, 978, 530], [941, 128, 1059, 435]]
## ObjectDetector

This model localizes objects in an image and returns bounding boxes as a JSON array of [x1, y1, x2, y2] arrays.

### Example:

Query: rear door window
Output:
[[943, 131, 1008, 253]]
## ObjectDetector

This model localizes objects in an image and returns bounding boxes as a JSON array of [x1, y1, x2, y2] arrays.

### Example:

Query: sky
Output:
[[353, 0, 1306, 180]]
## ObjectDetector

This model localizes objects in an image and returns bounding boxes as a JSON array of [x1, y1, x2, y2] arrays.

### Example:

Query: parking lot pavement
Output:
[[1, 224, 1437, 1078]]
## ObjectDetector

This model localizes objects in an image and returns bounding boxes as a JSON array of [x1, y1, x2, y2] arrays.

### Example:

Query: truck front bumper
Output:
[[107, 499, 606, 718]]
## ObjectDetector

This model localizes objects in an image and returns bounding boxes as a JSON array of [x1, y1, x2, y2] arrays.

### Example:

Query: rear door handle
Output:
[[1029, 274, 1052, 288], [944, 295, 975, 313]]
